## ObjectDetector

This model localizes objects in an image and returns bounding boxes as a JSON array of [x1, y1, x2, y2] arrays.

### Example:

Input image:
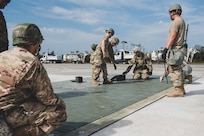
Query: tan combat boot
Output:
[[166, 87, 184, 97], [181, 84, 186, 95], [92, 80, 99, 86], [187, 75, 192, 84]]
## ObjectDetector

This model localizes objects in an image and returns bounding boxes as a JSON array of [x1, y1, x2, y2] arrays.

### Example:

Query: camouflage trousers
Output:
[[168, 65, 184, 87], [4, 102, 67, 136], [91, 47, 108, 80], [133, 69, 149, 80], [92, 60, 108, 81]]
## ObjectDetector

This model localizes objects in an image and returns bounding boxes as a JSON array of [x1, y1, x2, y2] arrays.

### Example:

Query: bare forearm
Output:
[[166, 32, 177, 49]]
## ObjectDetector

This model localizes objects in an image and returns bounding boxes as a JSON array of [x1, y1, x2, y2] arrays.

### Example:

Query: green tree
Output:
[[193, 52, 204, 63]]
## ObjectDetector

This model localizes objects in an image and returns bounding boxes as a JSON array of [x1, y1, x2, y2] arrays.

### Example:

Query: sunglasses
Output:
[[112, 42, 117, 46], [108, 31, 113, 35]]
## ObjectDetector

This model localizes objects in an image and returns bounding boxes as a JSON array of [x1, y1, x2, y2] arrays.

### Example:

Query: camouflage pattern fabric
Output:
[[166, 46, 185, 87], [166, 16, 185, 88], [0, 112, 12, 136], [91, 46, 108, 80], [89, 50, 95, 64], [0, 47, 67, 136], [168, 65, 184, 87], [91, 35, 112, 81], [107, 43, 115, 63], [0, 11, 8, 53], [124, 52, 152, 80], [133, 69, 149, 80]]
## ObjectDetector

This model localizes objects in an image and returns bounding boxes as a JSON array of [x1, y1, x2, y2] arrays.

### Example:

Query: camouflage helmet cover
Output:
[[169, 3, 182, 14], [12, 23, 43, 46], [111, 37, 119, 45], [133, 46, 141, 52], [91, 44, 98, 51], [105, 28, 114, 35], [182, 65, 192, 75]]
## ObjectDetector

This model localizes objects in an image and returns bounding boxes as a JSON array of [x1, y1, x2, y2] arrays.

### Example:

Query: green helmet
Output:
[[169, 3, 182, 14], [105, 28, 114, 35], [91, 44, 98, 51], [12, 23, 43, 46], [111, 37, 119, 45], [2, 0, 11, 3]]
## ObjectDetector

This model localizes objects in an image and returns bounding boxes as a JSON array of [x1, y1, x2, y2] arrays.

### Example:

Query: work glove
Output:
[[162, 48, 168, 60], [104, 57, 110, 62], [183, 43, 188, 48]]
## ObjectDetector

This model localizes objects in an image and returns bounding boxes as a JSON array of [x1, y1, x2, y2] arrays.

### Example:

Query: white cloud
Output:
[[40, 27, 102, 55], [51, 6, 102, 24], [61, 0, 110, 7], [6, 0, 204, 55]]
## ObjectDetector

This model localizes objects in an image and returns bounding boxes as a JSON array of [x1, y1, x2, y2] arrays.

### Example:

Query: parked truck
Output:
[[151, 49, 163, 62], [62, 53, 84, 63], [40, 53, 62, 63], [114, 49, 134, 64]]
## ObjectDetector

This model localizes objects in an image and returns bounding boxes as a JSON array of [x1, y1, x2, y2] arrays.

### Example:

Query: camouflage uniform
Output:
[[91, 36, 109, 81], [167, 16, 185, 88], [0, 47, 67, 136], [123, 52, 152, 80], [161, 4, 186, 97], [160, 63, 192, 84], [107, 41, 115, 63], [89, 44, 97, 65], [0, 10, 8, 52]]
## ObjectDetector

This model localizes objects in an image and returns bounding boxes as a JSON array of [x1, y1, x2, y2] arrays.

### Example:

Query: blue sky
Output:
[[3, 0, 204, 55]]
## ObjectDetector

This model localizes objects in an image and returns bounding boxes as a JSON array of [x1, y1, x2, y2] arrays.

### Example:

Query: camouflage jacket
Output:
[[90, 41, 115, 65], [0, 47, 65, 111], [98, 35, 109, 58], [125, 52, 153, 73], [107, 43, 115, 63], [0, 11, 8, 49]]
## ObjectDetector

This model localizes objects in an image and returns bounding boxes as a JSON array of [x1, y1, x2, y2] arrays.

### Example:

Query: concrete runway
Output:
[[44, 63, 204, 136], [44, 63, 204, 82]]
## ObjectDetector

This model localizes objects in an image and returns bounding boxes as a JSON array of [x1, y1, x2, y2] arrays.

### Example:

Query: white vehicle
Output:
[[62, 53, 84, 63], [114, 49, 134, 64], [151, 49, 163, 62], [151, 47, 198, 63], [185, 47, 198, 63], [40, 53, 62, 63]]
